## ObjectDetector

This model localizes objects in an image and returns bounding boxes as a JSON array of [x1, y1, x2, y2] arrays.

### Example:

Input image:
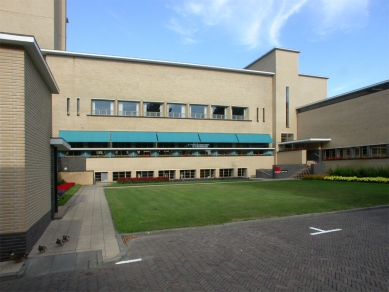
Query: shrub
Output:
[[58, 178, 66, 185], [324, 176, 389, 184], [303, 175, 326, 180], [327, 165, 389, 178], [117, 177, 169, 184]]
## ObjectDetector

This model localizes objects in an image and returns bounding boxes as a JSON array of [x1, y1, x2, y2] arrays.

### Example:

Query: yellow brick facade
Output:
[[0, 46, 27, 234], [0, 0, 66, 50], [24, 53, 52, 230]]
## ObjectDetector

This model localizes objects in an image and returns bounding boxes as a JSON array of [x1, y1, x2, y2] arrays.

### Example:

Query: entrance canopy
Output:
[[278, 138, 331, 146]]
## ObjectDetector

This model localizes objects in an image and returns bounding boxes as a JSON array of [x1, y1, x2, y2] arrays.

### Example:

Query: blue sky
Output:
[[67, 0, 389, 97]]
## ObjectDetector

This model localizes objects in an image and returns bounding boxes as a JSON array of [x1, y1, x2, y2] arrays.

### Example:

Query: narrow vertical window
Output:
[[263, 108, 265, 122], [77, 98, 80, 116], [286, 86, 290, 128], [256, 108, 259, 122], [67, 98, 70, 115]]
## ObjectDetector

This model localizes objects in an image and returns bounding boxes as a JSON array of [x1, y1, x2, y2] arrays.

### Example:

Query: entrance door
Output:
[[101, 172, 108, 182]]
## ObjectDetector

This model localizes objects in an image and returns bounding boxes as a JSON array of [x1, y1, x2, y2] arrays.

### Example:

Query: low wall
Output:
[[86, 155, 275, 179], [272, 164, 307, 179], [277, 150, 307, 165], [324, 159, 389, 171], [59, 171, 94, 185]]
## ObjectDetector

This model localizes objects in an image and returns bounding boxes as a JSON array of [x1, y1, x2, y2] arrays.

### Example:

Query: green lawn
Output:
[[104, 180, 389, 233]]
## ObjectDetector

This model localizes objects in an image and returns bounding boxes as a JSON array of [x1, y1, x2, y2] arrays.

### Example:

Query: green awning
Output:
[[112, 131, 157, 142], [157, 132, 200, 143], [236, 133, 273, 143], [198, 133, 239, 143], [59, 131, 110, 142]]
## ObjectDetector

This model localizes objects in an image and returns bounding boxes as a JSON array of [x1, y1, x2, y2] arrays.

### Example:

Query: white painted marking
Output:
[[115, 258, 142, 265], [310, 227, 342, 235]]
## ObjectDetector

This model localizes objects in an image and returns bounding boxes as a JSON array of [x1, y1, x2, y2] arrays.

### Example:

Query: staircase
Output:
[[292, 166, 311, 179]]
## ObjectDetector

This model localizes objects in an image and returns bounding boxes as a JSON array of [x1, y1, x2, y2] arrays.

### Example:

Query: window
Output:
[[324, 149, 336, 160], [65, 151, 82, 156], [77, 98, 80, 116], [158, 170, 175, 179], [340, 148, 351, 158], [180, 170, 195, 179], [371, 144, 387, 157], [263, 108, 265, 122], [67, 98, 70, 115], [144, 102, 162, 117], [136, 171, 154, 178], [212, 106, 226, 119], [113, 171, 131, 181], [190, 105, 207, 119], [219, 168, 233, 177], [90, 150, 106, 157], [92, 100, 114, 115], [200, 169, 215, 178], [119, 101, 138, 116], [95, 172, 102, 182], [237, 168, 247, 177], [232, 107, 246, 120], [168, 104, 185, 118], [281, 133, 294, 142], [286, 86, 290, 128]]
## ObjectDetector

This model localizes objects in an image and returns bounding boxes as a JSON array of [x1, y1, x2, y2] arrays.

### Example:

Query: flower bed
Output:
[[58, 182, 76, 196], [117, 177, 169, 184], [324, 176, 389, 184]]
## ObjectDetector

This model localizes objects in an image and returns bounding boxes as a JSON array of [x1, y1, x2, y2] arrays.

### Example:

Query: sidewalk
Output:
[[0, 185, 126, 280]]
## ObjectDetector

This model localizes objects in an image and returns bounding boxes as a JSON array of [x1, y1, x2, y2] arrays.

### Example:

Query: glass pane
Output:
[[93, 101, 113, 115]]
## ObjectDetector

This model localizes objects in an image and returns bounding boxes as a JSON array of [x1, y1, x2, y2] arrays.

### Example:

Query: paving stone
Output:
[[1, 207, 388, 291]]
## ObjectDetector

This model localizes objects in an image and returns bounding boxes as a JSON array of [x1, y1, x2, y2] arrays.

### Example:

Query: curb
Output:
[[120, 205, 389, 238]]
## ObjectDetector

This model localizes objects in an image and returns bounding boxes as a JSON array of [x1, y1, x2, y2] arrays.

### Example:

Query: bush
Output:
[[117, 177, 170, 184], [327, 165, 389, 178], [58, 178, 66, 185], [303, 175, 326, 180], [324, 176, 389, 184]]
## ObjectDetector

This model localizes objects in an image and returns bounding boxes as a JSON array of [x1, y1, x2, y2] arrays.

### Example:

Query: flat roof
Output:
[[41, 49, 275, 77], [0, 32, 59, 93], [297, 80, 389, 113]]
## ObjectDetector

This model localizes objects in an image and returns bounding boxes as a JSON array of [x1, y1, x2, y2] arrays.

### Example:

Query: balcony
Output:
[[92, 110, 113, 115]]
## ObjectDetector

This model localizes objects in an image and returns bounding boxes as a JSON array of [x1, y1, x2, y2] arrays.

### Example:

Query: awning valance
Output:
[[157, 132, 200, 143], [236, 133, 273, 143], [59, 130, 111, 142], [198, 133, 239, 143], [112, 131, 157, 142]]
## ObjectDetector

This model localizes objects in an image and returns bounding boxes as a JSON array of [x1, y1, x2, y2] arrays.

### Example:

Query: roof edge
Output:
[[299, 73, 329, 79], [244, 47, 300, 69], [0, 32, 59, 93], [297, 80, 389, 113], [42, 49, 275, 76]]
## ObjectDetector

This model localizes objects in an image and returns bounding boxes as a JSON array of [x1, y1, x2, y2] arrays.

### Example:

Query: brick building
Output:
[[0, 0, 387, 260]]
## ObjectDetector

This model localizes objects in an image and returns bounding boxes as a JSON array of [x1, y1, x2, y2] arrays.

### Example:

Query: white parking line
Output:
[[116, 258, 142, 265], [309, 227, 342, 235]]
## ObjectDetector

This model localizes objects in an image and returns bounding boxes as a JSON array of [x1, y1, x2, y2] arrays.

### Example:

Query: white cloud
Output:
[[167, 0, 370, 49], [316, 0, 369, 35]]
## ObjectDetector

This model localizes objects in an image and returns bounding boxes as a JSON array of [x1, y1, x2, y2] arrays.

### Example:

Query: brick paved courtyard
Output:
[[1, 207, 388, 291]]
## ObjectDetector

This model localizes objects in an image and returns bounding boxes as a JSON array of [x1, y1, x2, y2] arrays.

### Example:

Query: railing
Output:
[[93, 110, 114, 115], [169, 112, 185, 118], [119, 111, 138, 116], [232, 115, 245, 120], [145, 112, 161, 117], [191, 113, 206, 119], [212, 114, 226, 119]]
